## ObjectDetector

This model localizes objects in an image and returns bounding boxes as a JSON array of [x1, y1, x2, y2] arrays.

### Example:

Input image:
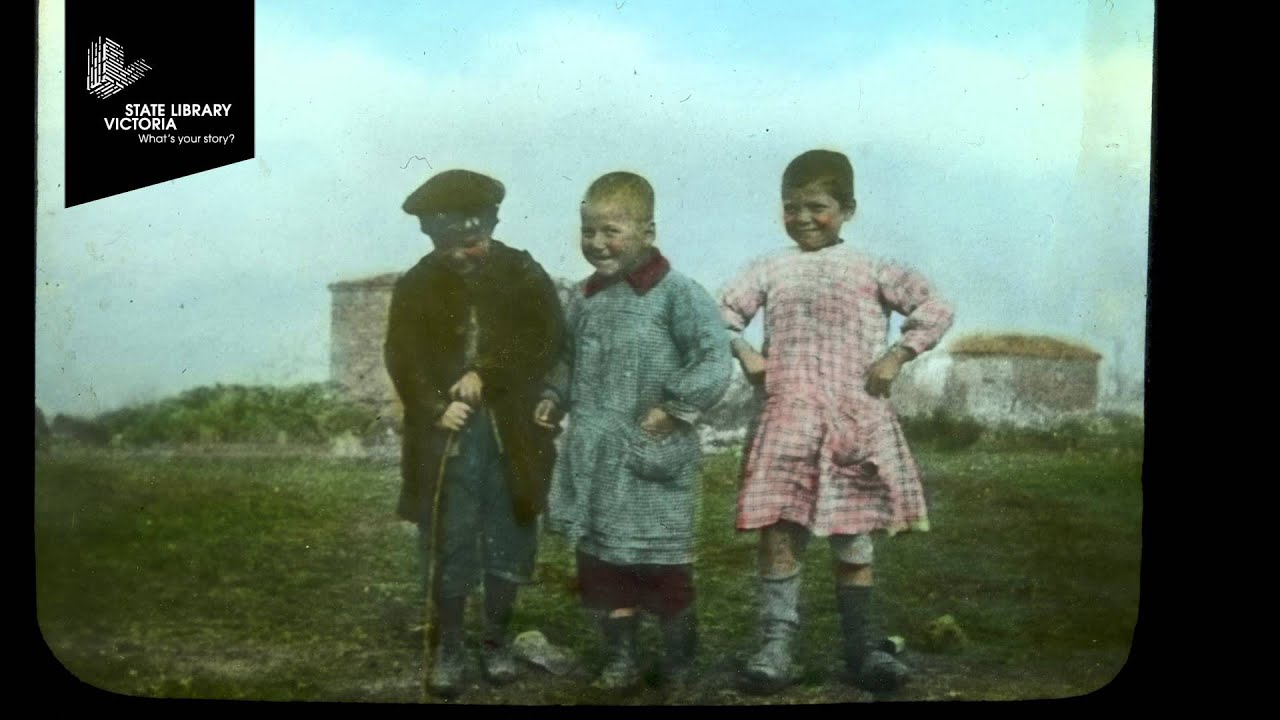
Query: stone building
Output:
[[889, 351, 954, 419], [938, 333, 1102, 426], [327, 273, 402, 419]]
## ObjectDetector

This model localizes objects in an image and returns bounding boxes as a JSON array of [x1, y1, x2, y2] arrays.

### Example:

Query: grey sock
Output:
[[745, 572, 803, 687], [759, 572, 802, 638]]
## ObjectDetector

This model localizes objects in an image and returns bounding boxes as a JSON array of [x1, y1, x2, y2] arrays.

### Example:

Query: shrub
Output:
[[981, 412, 1144, 452], [94, 383, 380, 447], [901, 410, 1144, 453], [49, 414, 113, 446], [901, 410, 984, 451]]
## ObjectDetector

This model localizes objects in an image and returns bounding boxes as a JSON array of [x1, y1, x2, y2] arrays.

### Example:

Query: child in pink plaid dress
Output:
[[719, 149, 953, 694]]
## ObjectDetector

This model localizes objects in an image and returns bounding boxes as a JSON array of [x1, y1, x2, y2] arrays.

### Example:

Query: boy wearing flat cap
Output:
[[386, 169, 565, 698]]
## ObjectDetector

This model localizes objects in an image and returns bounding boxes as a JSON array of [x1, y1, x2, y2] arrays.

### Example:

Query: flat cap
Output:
[[402, 169, 506, 216]]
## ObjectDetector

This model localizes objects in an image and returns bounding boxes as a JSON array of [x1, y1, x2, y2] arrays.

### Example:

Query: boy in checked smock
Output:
[[719, 150, 954, 694], [534, 172, 733, 691]]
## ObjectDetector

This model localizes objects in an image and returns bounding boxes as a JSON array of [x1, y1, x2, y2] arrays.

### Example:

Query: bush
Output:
[[94, 383, 380, 447], [901, 410, 985, 451], [49, 414, 113, 446], [901, 410, 1144, 454], [981, 412, 1144, 453]]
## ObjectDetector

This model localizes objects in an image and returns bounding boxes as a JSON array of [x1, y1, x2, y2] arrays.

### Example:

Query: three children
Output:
[[389, 150, 951, 698]]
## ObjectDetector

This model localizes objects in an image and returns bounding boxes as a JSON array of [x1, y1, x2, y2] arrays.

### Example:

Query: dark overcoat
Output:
[[385, 240, 565, 526]]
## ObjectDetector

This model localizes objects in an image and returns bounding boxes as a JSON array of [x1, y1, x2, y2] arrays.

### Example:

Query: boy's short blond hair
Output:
[[583, 172, 655, 221]]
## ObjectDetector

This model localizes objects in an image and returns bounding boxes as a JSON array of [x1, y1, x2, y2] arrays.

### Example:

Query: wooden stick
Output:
[[422, 429, 458, 698]]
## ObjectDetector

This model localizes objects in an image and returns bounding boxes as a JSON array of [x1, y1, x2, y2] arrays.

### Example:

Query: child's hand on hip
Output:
[[436, 401, 473, 431], [640, 407, 677, 436], [533, 398, 563, 429], [450, 371, 483, 405], [865, 347, 913, 398], [734, 344, 768, 386]]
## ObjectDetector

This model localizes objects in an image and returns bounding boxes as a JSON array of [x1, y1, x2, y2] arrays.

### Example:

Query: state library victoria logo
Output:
[[86, 37, 151, 100]]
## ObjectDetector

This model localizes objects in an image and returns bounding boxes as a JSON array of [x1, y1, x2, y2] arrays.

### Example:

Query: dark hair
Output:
[[782, 150, 855, 210], [583, 171, 655, 220]]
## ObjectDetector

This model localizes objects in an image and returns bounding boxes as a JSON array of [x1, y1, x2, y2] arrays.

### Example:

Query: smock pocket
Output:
[[626, 426, 700, 484], [826, 418, 872, 468], [825, 400, 880, 468]]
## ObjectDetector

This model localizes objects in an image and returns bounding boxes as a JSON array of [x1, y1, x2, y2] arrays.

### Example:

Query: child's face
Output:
[[580, 199, 655, 278], [782, 182, 853, 251], [422, 212, 497, 274]]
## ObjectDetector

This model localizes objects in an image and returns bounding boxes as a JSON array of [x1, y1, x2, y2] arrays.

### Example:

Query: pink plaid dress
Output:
[[720, 242, 954, 536]]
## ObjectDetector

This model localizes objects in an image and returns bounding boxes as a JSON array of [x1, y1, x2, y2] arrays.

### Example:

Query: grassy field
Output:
[[35, 442, 1142, 705]]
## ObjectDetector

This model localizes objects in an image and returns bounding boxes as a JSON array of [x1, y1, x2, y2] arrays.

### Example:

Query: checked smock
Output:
[[719, 242, 954, 536], [545, 270, 733, 566]]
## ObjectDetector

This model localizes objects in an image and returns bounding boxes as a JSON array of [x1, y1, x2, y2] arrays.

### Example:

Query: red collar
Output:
[[583, 250, 671, 297]]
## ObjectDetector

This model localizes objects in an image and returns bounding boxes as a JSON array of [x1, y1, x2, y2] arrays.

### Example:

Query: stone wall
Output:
[[328, 273, 401, 419], [890, 352, 954, 419], [941, 354, 1099, 426]]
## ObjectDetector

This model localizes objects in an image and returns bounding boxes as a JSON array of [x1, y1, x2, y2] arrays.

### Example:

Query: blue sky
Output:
[[275, 1, 1096, 61], [36, 0, 1154, 416]]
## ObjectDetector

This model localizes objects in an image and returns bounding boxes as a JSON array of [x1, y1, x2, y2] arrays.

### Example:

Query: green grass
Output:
[[35, 443, 1142, 704]]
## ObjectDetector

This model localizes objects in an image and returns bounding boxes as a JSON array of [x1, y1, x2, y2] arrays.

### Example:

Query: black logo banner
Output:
[[65, 1, 254, 207]]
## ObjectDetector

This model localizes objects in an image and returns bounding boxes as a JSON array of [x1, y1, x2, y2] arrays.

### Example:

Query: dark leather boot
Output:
[[594, 614, 641, 691], [659, 607, 698, 686], [836, 585, 910, 693], [427, 595, 467, 698]]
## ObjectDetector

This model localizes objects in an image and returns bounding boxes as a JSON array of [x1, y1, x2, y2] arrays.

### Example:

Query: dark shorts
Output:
[[575, 549, 694, 619]]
